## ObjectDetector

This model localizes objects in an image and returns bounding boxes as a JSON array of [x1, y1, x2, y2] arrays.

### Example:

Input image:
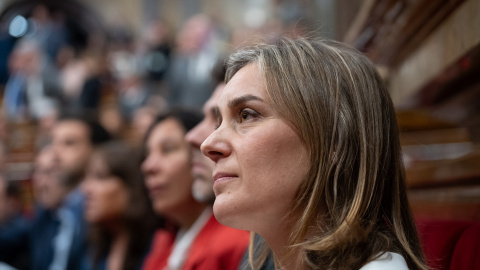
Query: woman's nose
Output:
[[200, 129, 231, 163], [141, 154, 158, 175]]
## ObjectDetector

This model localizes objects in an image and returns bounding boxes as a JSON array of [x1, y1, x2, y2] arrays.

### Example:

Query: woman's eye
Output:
[[162, 145, 177, 154], [163, 148, 173, 154], [239, 109, 258, 122], [91, 171, 110, 179], [214, 118, 221, 130]]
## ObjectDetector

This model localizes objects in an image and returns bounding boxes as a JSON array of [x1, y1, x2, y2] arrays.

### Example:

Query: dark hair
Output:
[[143, 108, 202, 145], [58, 110, 112, 145], [89, 141, 157, 270], [5, 180, 21, 198], [211, 59, 227, 85], [140, 108, 202, 230]]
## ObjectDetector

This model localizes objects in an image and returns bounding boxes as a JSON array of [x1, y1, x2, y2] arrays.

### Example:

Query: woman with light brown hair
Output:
[[201, 36, 428, 270]]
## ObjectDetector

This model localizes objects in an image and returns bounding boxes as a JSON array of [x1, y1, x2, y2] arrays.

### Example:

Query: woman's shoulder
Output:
[[359, 252, 409, 270]]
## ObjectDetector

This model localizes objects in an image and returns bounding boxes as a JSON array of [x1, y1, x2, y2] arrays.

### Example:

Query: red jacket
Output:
[[142, 213, 249, 270]]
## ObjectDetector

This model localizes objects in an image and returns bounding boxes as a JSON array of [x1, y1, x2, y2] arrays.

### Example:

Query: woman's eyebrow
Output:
[[214, 95, 264, 121], [228, 95, 264, 108], [159, 137, 180, 146]]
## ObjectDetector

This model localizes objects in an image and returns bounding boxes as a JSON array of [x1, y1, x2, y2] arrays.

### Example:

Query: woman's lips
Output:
[[213, 172, 237, 183], [148, 184, 167, 196]]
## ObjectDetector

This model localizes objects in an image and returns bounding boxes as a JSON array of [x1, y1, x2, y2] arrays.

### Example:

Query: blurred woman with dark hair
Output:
[[82, 141, 157, 270], [141, 108, 248, 270]]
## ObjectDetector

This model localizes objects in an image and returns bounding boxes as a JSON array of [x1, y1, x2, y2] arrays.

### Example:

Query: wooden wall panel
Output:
[[409, 186, 480, 221]]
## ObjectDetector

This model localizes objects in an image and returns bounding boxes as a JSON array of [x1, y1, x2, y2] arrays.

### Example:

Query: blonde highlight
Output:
[[226, 36, 427, 270]]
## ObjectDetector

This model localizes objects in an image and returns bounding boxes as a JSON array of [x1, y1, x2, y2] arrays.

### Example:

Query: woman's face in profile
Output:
[[141, 118, 197, 218], [201, 64, 310, 232], [82, 154, 129, 224]]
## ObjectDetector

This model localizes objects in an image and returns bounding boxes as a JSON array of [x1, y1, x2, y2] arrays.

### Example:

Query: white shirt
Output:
[[165, 208, 213, 270], [360, 252, 409, 270]]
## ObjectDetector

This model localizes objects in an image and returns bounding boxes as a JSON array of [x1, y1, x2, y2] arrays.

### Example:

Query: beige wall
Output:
[[82, 0, 243, 34], [83, 0, 144, 32], [80, 0, 332, 37]]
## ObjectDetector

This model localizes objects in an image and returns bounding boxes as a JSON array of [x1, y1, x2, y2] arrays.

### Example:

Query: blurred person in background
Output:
[[81, 141, 156, 270], [0, 117, 7, 148], [141, 108, 247, 270], [115, 61, 149, 121], [0, 175, 19, 270], [108, 43, 165, 122], [52, 111, 112, 191], [99, 107, 124, 140], [32, 145, 67, 210], [47, 110, 112, 270], [140, 19, 172, 98], [185, 62, 225, 204], [0, 174, 30, 270], [0, 175, 11, 226], [60, 52, 103, 112], [2, 39, 61, 122], [130, 106, 159, 146], [27, 4, 68, 64], [2, 40, 28, 120], [0, 145, 66, 270], [0, 138, 29, 269], [29, 145, 70, 270], [166, 14, 225, 110], [185, 62, 273, 270]]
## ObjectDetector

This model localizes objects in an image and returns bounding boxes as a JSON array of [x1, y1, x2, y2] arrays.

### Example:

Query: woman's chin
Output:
[[212, 195, 250, 231]]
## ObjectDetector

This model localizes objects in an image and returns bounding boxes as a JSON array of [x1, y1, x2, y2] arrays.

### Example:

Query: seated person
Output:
[[0, 145, 68, 270], [0, 173, 30, 269], [82, 141, 156, 270], [201, 37, 428, 270], [185, 62, 272, 270], [141, 108, 248, 270]]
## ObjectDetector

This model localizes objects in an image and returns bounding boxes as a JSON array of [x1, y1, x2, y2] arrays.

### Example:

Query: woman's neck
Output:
[[257, 219, 306, 270], [106, 226, 129, 270]]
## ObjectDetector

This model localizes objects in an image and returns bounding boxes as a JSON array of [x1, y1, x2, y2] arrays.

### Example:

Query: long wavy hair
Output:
[[226, 36, 428, 270]]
